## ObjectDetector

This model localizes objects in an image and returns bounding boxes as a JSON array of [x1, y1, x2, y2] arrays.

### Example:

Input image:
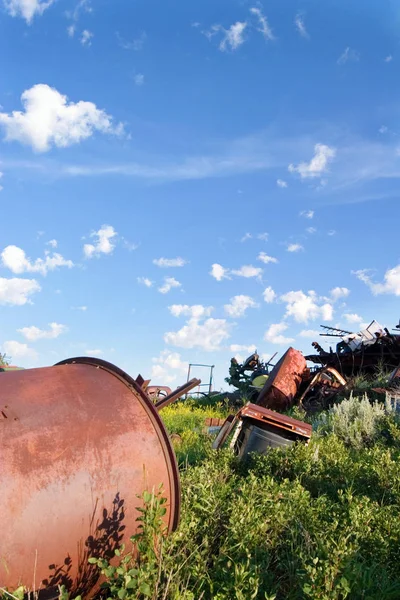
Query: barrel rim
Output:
[[54, 356, 181, 531]]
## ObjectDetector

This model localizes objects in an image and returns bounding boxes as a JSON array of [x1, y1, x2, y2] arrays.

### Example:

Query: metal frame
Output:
[[186, 363, 215, 396]]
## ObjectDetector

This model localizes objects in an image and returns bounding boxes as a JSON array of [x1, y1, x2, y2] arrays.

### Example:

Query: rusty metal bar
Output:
[[155, 377, 201, 410]]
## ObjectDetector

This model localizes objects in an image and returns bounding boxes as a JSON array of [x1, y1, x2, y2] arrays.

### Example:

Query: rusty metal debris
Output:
[[213, 403, 312, 456], [0, 357, 180, 598], [135, 374, 202, 409], [306, 320, 400, 377], [257, 348, 306, 411]]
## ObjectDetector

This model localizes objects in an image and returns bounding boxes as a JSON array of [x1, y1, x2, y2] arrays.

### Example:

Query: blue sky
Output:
[[1, 0, 400, 389]]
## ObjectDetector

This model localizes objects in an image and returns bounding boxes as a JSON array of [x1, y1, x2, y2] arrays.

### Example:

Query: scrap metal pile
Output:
[[228, 320, 400, 413]]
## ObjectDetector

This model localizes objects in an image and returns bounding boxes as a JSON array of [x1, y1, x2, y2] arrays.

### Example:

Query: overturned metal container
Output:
[[0, 357, 180, 598], [256, 347, 306, 410]]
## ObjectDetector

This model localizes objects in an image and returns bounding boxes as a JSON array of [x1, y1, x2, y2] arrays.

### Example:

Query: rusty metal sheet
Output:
[[155, 378, 201, 411], [0, 357, 180, 598], [256, 347, 306, 410], [240, 403, 312, 440]]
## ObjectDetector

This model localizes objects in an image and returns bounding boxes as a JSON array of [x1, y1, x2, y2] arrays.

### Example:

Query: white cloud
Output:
[[169, 304, 213, 318], [263, 286, 276, 303], [117, 31, 146, 51], [85, 348, 103, 356], [277, 179, 288, 188], [241, 232, 269, 242], [258, 252, 278, 264], [0, 84, 122, 152], [83, 224, 117, 258], [299, 329, 320, 338], [230, 344, 257, 353], [343, 313, 364, 324], [281, 290, 334, 323], [18, 322, 67, 341], [0, 277, 41, 305], [134, 73, 144, 86], [330, 287, 350, 301], [46, 239, 58, 248], [137, 277, 153, 288], [231, 264, 263, 278], [72, 305, 87, 311], [300, 210, 314, 219], [164, 316, 230, 351], [295, 13, 309, 39], [151, 351, 188, 383], [264, 322, 295, 345], [80, 29, 93, 46], [210, 263, 230, 281], [337, 47, 360, 65], [353, 266, 400, 296], [257, 232, 269, 241], [241, 232, 252, 242], [158, 277, 182, 294], [287, 243, 303, 253], [307, 227, 317, 234], [4, 0, 54, 23], [289, 144, 336, 179], [249, 6, 274, 41], [1, 245, 73, 276], [328, 230, 336, 236], [2, 340, 38, 361], [153, 257, 187, 268], [224, 295, 257, 318], [379, 126, 388, 134], [385, 55, 393, 63], [67, 24, 75, 37], [219, 21, 247, 51]]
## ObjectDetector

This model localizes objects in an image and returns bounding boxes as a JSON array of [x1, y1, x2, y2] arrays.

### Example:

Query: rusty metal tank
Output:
[[0, 357, 180, 598], [256, 347, 306, 410]]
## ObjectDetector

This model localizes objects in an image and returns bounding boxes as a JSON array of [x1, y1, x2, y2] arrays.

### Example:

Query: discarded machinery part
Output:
[[147, 385, 173, 400], [234, 403, 312, 459], [298, 367, 346, 408], [0, 357, 180, 598], [212, 414, 237, 449], [256, 347, 306, 410], [388, 365, 400, 385], [135, 373, 151, 391], [155, 377, 201, 411]]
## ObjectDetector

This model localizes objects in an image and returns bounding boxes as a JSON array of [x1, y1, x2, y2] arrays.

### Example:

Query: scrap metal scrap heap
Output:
[[305, 320, 400, 378]]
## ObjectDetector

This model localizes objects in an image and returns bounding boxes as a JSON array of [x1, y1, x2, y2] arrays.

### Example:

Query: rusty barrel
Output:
[[0, 357, 180, 597]]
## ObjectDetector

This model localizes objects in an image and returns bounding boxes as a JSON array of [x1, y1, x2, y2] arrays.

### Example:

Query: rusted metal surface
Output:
[[239, 403, 312, 440], [0, 357, 180, 598], [298, 367, 346, 411], [147, 385, 172, 400], [155, 378, 201, 411], [256, 348, 306, 410]]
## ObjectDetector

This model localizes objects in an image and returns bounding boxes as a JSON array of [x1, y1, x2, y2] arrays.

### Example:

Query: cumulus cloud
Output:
[[3, 0, 54, 23], [2, 340, 38, 361], [343, 313, 364, 324], [330, 287, 350, 301], [134, 73, 144, 86], [276, 179, 288, 188], [300, 210, 314, 219], [281, 290, 334, 323], [295, 13, 309, 38], [18, 322, 67, 341], [205, 21, 247, 52], [46, 239, 58, 248], [164, 316, 230, 351], [80, 29, 93, 46], [299, 329, 320, 338], [258, 252, 278, 264], [263, 286, 276, 303], [249, 6, 274, 40], [353, 266, 400, 296], [289, 144, 336, 179], [1, 245, 73, 276], [287, 243, 303, 253], [137, 277, 153, 288], [264, 322, 295, 345], [158, 277, 182, 294], [151, 351, 188, 384], [230, 344, 257, 353], [224, 295, 258, 318], [153, 257, 187, 268], [241, 233, 269, 242], [0, 277, 41, 305], [231, 265, 263, 279], [169, 304, 213, 318], [307, 227, 317, 234], [83, 224, 117, 258], [0, 84, 123, 152], [210, 263, 230, 281]]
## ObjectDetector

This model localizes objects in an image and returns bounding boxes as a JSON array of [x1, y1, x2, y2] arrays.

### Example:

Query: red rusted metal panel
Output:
[[256, 347, 306, 410], [0, 357, 180, 598], [240, 403, 312, 440], [155, 378, 201, 411]]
